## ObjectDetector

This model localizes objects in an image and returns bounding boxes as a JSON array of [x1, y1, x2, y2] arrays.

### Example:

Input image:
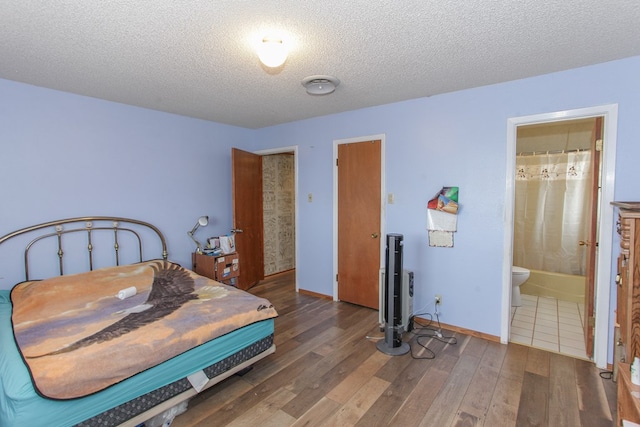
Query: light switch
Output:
[[388, 193, 394, 204], [308, 193, 313, 202]]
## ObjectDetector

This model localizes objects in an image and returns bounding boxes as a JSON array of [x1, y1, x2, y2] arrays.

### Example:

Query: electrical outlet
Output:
[[435, 294, 442, 305]]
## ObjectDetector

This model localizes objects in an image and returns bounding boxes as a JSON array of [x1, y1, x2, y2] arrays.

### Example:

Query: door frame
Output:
[[333, 134, 386, 301], [501, 104, 618, 368], [255, 145, 300, 292]]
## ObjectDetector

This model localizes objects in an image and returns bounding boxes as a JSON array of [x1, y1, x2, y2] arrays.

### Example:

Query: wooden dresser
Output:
[[612, 202, 640, 426], [618, 362, 640, 425], [612, 202, 640, 367]]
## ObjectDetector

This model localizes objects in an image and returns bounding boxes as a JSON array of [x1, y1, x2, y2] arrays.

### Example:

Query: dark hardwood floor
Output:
[[172, 270, 617, 426]]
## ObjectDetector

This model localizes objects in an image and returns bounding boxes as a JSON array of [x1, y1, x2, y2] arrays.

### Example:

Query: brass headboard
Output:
[[0, 216, 169, 281]]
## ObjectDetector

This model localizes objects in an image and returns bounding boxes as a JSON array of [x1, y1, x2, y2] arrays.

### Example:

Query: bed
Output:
[[0, 217, 277, 427]]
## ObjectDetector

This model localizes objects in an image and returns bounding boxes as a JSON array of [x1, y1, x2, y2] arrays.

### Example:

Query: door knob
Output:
[[231, 229, 243, 233], [579, 240, 590, 246], [371, 232, 379, 239]]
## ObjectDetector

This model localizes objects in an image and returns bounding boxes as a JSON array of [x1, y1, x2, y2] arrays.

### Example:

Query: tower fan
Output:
[[377, 233, 410, 355]]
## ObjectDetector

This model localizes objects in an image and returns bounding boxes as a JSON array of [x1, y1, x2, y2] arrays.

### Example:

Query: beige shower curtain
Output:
[[513, 150, 591, 275]]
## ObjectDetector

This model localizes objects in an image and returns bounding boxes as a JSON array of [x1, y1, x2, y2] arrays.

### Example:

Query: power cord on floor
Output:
[[367, 311, 457, 359], [599, 370, 614, 381], [407, 311, 457, 359]]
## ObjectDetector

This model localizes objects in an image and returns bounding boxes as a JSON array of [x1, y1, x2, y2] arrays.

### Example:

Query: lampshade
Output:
[[257, 38, 288, 68], [190, 216, 209, 234], [301, 75, 340, 95]]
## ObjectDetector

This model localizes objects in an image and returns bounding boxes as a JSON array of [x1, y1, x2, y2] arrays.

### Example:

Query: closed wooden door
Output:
[[232, 148, 264, 290], [337, 140, 382, 309]]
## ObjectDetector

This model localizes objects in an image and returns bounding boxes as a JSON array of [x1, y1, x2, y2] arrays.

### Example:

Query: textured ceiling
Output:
[[1, 1, 639, 129]]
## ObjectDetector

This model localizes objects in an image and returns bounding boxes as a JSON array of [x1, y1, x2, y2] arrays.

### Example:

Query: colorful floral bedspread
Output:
[[10, 260, 277, 399]]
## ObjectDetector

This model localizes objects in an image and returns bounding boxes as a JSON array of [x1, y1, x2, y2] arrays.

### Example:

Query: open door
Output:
[[583, 117, 603, 358], [232, 148, 264, 290]]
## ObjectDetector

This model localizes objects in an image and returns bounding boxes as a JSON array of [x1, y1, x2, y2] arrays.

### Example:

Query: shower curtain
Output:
[[513, 150, 591, 275]]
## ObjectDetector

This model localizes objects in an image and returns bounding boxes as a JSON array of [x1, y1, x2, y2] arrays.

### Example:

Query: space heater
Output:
[[377, 233, 411, 356], [378, 268, 414, 333]]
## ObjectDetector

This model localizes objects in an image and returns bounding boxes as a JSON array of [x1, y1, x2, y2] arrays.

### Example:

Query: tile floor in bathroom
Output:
[[510, 293, 588, 360]]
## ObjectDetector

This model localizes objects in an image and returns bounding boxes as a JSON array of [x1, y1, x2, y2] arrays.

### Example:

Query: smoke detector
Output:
[[302, 75, 340, 95]]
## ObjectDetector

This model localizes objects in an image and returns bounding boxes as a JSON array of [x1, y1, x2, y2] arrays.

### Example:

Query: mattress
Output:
[[0, 290, 274, 427], [11, 261, 278, 400]]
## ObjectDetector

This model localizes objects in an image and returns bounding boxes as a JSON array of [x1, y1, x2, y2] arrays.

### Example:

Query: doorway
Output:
[[262, 152, 296, 277], [234, 146, 299, 291], [510, 118, 599, 359], [502, 105, 618, 369]]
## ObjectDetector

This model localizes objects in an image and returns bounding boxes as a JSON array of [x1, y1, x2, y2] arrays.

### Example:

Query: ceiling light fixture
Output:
[[301, 75, 340, 95], [257, 38, 288, 68]]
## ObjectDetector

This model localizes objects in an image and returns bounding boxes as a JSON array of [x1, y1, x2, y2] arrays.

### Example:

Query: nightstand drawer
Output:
[[192, 252, 240, 282]]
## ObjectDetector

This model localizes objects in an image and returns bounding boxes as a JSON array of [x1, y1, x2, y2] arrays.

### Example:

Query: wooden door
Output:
[[337, 140, 382, 309], [232, 148, 264, 290], [582, 117, 603, 358]]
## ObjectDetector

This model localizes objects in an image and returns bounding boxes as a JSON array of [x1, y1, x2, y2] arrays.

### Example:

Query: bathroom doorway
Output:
[[502, 105, 618, 369], [511, 117, 600, 360]]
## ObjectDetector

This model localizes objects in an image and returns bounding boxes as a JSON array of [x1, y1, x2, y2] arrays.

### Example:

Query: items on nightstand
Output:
[[192, 252, 240, 285], [207, 234, 235, 255], [203, 247, 223, 256], [219, 235, 235, 254]]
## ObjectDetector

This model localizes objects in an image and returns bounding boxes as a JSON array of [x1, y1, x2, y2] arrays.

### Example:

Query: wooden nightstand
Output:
[[192, 252, 240, 285]]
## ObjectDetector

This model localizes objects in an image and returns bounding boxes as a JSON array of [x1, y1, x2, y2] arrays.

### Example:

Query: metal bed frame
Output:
[[0, 216, 168, 281]]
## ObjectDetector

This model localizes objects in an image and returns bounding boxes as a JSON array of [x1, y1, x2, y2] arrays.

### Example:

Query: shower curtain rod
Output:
[[516, 148, 591, 156]]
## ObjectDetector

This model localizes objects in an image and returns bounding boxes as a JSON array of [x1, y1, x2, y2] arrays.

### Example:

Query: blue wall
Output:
[[255, 55, 640, 340], [2, 56, 640, 348], [0, 79, 255, 285]]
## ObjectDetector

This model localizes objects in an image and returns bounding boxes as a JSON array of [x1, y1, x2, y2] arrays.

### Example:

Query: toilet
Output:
[[511, 266, 530, 307]]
